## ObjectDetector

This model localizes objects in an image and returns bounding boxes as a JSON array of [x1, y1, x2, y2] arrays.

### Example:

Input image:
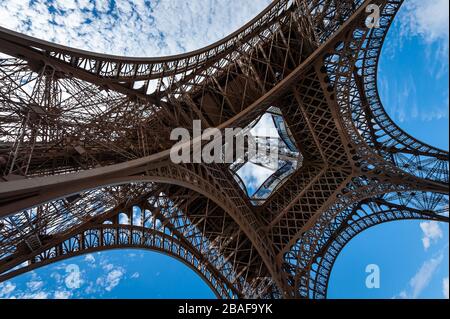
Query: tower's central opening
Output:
[[230, 107, 301, 205]]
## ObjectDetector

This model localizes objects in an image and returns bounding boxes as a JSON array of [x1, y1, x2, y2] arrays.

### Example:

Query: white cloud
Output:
[[103, 269, 125, 292], [401, 0, 449, 42], [21, 291, 49, 299], [96, 264, 126, 292], [118, 213, 129, 225], [84, 254, 96, 264], [105, 269, 125, 291], [26, 273, 44, 291], [381, 69, 449, 124], [26, 280, 44, 291], [409, 254, 443, 298], [397, 253, 444, 299], [54, 290, 72, 299], [236, 162, 274, 195], [50, 272, 63, 285], [131, 272, 140, 279], [132, 207, 142, 226], [250, 113, 280, 138], [0, 282, 16, 297], [84, 254, 97, 268], [397, 0, 449, 80], [102, 263, 114, 272], [443, 277, 449, 299], [379, 0, 450, 124], [84, 281, 97, 295], [420, 221, 443, 250], [397, 290, 408, 299], [0, 0, 271, 57]]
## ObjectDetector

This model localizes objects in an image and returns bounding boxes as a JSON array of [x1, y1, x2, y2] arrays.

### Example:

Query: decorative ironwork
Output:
[[0, 0, 448, 298]]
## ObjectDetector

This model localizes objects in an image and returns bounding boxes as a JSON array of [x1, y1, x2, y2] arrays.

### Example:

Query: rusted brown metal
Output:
[[0, 0, 448, 298]]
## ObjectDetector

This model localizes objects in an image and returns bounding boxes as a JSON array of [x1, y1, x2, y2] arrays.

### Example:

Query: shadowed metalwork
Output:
[[0, 0, 448, 298]]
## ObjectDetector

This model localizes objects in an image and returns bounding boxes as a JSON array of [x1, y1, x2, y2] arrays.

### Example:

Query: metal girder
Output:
[[286, 196, 449, 298], [0, 0, 448, 299]]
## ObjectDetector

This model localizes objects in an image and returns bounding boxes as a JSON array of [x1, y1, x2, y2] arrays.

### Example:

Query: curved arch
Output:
[[325, 0, 449, 187], [354, 0, 448, 183], [0, 161, 247, 218], [0, 0, 294, 82], [0, 224, 240, 299], [279, 172, 449, 259], [362, 1, 448, 157], [308, 200, 449, 299], [0, 162, 269, 267], [281, 178, 449, 297], [0, 174, 280, 297]]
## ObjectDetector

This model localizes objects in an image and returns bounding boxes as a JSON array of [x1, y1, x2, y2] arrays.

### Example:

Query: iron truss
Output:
[[0, 0, 448, 298]]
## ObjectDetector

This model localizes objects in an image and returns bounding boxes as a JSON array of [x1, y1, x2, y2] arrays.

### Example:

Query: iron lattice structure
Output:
[[0, 0, 448, 299]]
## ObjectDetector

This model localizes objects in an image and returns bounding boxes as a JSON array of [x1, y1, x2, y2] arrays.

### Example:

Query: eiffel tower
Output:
[[0, 0, 448, 299]]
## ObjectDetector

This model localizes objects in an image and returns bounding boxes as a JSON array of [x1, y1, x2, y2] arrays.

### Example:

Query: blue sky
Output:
[[0, 0, 448, 299]]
